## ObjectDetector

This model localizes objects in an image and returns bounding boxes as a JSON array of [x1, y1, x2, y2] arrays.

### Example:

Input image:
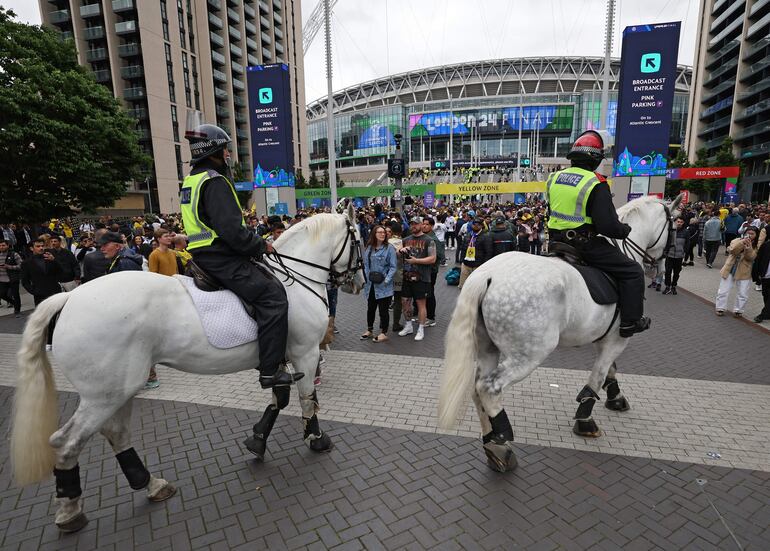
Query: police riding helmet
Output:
[[567, 130, 609, 170], [185, 124, 231, 165]]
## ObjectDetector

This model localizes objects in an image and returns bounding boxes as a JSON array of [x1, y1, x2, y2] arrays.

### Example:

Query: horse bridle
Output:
[[611, 202, 674, 269], [264, 218, 364, 307]]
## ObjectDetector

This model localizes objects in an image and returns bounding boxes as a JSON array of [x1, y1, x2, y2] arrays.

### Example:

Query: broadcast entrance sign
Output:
[[613, 22, 681, 178], [247, 64, 295, 187]]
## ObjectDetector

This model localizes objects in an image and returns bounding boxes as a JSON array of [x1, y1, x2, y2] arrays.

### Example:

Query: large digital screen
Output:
[[613, 22, 681, 177], [340, 112, 401, 157], [247, 64, 295, 187], [409, 105, 573, 138]]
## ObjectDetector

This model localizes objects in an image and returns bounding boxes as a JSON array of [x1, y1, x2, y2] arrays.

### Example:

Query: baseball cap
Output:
[[494, 216, 507, 225], [97, 231, 123, 245], [409, 216, 422, 224]]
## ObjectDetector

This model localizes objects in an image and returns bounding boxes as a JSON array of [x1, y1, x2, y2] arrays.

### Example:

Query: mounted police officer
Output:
[[181, 123, 301, 387], [546, 130, 650, 338]]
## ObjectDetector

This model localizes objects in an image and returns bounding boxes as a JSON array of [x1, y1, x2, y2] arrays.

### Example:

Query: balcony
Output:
[[86, 48, 108, 62], [124, 86, 146, 100], [751, 0, 770, 16], [215, 87, 228, 99], [216, 105, 230, 119], [220, 125, 232, 136], [93, 69, 111, 83], [121, 65, 144, 79], [274, 27, 283, 39], [743, 36, 770, 61], [80, 3, 101, 18], [49, 9, 70, 25], [210, 31, 224, 47], [136, 127, 151, 141], [740, 142, 770, 158], [701, 78, 735, 103], [208, 0, 221, 9], [238, 145, 250, 157], [112, 0, 135, 12], [706, 39, 740, 70], [248, 54, 258, 66], [704, 136, 727, 150], [244, 20, 257, 35], [704, 58, 738, 86], [236, 128, 248, 139], [211, 50, 226, 65], [235, 111, 248, 123], [260, 30, 272, 44], [260, 15, 270, 28], [209, 12, 223, 29], [231, 61, 244, 73], [262, 47, 272, 60], [244, 3, 255, 17], [740, 55, 770, 82], [115, 20, 138, 35], [118, 42, 140, 57], [229, 26, 241, 41], [747, 12, 770, 39], [213, 68, 228, 82], [259, 0, 269, 13], [230, 44, 243, 58], [232, 77, 245, 90], [128, 107, 148, 120], [697, 114, 731, 137], [273, 11, 282, 25], [246, 37, 258, 51], [735, 100, 770, 122], [275, 41, 283, 54], [83, 26, 105, 40], [58, 31, 73, 42], [709, 0, 746, 34], [734, 121, 770, 141], [708, 16, 743, 49], [739, 77, 770, 100], [233, 95, 246, 107], [228, 7, 240, 23], [273, 0, 282, 10]]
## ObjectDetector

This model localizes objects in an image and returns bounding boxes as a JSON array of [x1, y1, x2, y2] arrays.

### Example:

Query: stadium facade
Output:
[[306, 57, 692, 184]]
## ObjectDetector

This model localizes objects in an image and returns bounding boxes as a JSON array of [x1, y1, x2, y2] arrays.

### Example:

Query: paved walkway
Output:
[[0, 257, 768, 549]]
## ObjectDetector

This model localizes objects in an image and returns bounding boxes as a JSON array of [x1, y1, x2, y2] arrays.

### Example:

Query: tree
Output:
[[0, 9, 149, 222], [308, 171, 319, 187], [336, 170, 345, 188], [321, 169, 330, 187], [294, 168, 308, 188], [665, 148, 689, 197]]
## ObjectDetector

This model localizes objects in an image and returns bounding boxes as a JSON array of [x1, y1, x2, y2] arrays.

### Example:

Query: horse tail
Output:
[[12, 292, 70, 485], [438, 273, 490, 430]]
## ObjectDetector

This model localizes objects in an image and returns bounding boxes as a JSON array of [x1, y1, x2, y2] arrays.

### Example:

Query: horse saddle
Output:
[[546, 241, 619, 305], [174, 270, 259, 349]]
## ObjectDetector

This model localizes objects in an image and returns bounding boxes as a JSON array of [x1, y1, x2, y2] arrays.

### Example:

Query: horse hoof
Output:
[[605, 395, 630, 412], [148, 483, 177, 503], [243, 436, 266, 461], [56, 513, 88, 533], [307, 432, 333, 453], [483, 441, 518, 472], [573, 419, 602, 437]]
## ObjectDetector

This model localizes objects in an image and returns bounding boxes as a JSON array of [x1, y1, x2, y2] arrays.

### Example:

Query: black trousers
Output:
[[760, 279, 770, 320], [366, 286, 390, 332], [195, 254, 288, 374], [570, 237, 645, 323], [426, 270, 438, 320], [724, 232, 737, 247], [683, 242, 696, 264], [705, 240, 720, 265], [34, 291, 61, 345], [0, 280, 21, 313], [664, 257, 683, 287]]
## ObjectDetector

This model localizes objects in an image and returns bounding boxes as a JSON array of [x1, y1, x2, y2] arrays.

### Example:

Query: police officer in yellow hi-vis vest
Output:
[[181, 123, 302, 388], [546, 130, 650, 338]]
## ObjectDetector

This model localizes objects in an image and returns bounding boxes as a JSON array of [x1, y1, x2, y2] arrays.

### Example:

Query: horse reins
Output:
[[611, 203, 673, 269], [263, 218, 364, 308]]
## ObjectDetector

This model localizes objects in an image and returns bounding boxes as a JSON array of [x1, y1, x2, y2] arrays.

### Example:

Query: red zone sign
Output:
[[665, 167, 740, 179]]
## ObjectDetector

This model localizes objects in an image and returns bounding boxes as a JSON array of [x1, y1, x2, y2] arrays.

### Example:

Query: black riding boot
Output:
[[259, 364, 304, 389], [619, 317, 651, 338]]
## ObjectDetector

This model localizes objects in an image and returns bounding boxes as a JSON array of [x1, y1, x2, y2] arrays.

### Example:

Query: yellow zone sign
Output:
[[435, 179, 613, 195]]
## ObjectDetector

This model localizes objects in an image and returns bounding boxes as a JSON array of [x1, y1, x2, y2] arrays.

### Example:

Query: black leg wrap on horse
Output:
[[602, 378, 621, 401], [483, 409, 513, 444], [54, 465, 82, 499], [303, 415, 333, 452], [116, 448, 150, 490], [303, 414, 320, 440], [273, 386, 290, 410], [574, 385, 599, 420], [253, 405, 280, 440]]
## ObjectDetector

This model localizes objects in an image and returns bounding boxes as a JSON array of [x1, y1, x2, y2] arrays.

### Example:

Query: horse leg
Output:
[[49, 399, 123, 533], [100, 400, 176, 502], [573, 335, 629, 437], [603, 361, 631, 412], [297, 352, 332, 453], [243, 385, 289, 460]]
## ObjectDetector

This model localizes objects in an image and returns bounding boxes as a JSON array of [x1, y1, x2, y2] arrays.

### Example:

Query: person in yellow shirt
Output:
[[173, 234, 192, 271], [145, 229, 178, 389]]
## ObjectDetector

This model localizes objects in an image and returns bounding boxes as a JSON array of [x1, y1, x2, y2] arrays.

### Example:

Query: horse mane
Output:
[[616, 195, 663, 221], [274, 213, 344, 246]]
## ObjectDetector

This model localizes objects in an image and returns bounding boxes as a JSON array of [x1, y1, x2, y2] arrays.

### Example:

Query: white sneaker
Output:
[[398, 322, 414, 337], [414, 325, 425, 341], [756, 284, 762, 292], [45, 344, 52, 351]]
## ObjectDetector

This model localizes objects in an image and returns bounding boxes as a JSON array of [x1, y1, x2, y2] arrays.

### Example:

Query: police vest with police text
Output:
[[180, 170, 244, 250], [546, 168, 601, 231]]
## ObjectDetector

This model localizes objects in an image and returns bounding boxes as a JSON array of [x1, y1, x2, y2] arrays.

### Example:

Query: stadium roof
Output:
[[306, 56, 692, 121]]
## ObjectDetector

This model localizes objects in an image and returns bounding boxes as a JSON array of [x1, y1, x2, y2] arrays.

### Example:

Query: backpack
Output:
[[445, 267, 460, 286]]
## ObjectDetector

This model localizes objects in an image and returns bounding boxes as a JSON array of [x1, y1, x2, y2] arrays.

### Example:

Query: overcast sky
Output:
[[5, 0, 700, 105]]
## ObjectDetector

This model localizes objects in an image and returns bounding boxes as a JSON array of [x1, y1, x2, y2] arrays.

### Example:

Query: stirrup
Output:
[[259, 371, 304, 389], [619, 317, 651, 338]]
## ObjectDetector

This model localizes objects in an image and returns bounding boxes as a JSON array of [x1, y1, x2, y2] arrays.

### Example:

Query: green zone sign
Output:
[[295, 185, 435, 199]]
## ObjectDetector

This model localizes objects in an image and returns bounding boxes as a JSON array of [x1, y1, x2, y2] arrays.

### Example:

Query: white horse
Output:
[[10, 208, 365, 533], [438, 195, 682, 472]]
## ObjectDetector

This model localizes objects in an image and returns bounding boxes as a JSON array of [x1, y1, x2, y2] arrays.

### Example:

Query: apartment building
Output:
[[686, 0, 770, 202], [39, 0, 309, 213]]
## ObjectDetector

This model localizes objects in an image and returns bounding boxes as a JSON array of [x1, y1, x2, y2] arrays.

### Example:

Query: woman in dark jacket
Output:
[[683, 218, 699, 266], [663, 217, 689, 295]]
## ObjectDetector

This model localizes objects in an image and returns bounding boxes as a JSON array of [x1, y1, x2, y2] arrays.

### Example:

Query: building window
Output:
[[175, 144, 183, 180], [162, 21, 169, 41], [178, 10, 186, 48], [182, 52, 191, 108], [171, 105, 179, 142], [161, 0, 169, 40], [164, 43, 172, 63], [191, 56, 200, 109]]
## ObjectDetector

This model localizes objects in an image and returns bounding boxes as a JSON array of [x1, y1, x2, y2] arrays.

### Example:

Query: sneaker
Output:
[[716, 310, 724, 316], [398, 322, 414, 337], [753, 315, 765, 323], [662, 286, 671, 295], [706, 264, 713, 269], [647, 281, 657, 289], [144, 380, 160, 390], [655, 283, 661, 292], [45, 344, 52, 351], [440, 261, 447, 267], [392, 324, 404, 332], [733, 312, 743, 318], [333, 326, 340, 334], [414, 325, 425, 341], [756, 284, 762, 292], [425, 319, 437, 327], [671, 287, 677, 295]]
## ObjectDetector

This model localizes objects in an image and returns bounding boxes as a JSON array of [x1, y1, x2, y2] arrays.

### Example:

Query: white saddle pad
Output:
[[175, 275, 259, 349]]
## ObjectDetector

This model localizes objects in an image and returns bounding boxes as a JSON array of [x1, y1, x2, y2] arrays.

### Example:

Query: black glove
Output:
[[622, 223, 632, 239]]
